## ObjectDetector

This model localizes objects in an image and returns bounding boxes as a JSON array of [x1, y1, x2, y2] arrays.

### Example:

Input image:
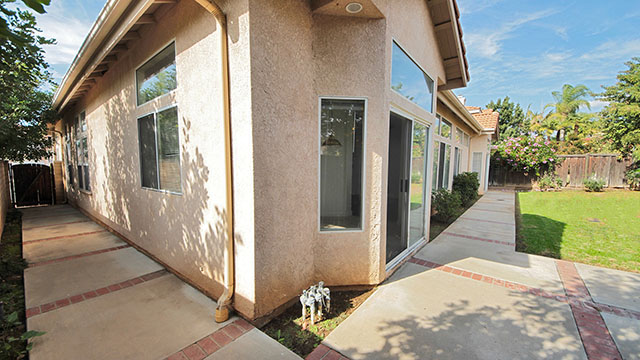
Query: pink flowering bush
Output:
[[491, 136, 559, 176]]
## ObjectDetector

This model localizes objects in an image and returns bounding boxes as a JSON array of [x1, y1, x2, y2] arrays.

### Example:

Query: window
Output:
[[74, 112, 90, 191], [440, 119, 452, 139], [453, 147, 461, 176], [320, 98, 365, 231], [432, 140, 439, 190], [472, 152, 483, 174], [432, 142, 451, 190], [65, 123, 73, 186], [136, 43, 177, 106], [456, 128, 463, 143], [138, 106, 181, 193], [464, 133, 470, 147], [391, 41, 434, 112], [434, 114, 441, 135]]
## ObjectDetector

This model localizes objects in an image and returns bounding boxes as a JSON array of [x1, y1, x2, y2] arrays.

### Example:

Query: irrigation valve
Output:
[[300, 281, 331, 325]]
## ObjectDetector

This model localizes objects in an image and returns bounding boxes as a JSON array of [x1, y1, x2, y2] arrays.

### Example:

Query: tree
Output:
[[486, 97, 528, 140], [543, 84, 591, 141], [598, 57, 640, 158], [1, 0, 50, 43], [0, 7, 56, 162]]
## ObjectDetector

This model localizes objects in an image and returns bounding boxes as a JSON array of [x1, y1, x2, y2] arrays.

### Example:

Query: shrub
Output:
[[626, 168, 640, 190], [583, 178, 605, 192], [492, 136, 559, 176], [431, 189, 461, 223], [537, 172, 563, 191], [452, 172, 479, 205]]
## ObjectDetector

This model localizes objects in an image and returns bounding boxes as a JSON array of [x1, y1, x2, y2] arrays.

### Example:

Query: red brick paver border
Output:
[[556, 260, 622, 360], [306, 344, 350, 360], [458, 217, 514, 226], [165, 319, 254, 360], [27, 244, 130, 267], [22, 229, 108, 245], [25, 269, 167, 318], [22, 219, 93, 231], [441, 232, 514, 246], [408, 257, 640, 321], [467, 207, 514, 214]]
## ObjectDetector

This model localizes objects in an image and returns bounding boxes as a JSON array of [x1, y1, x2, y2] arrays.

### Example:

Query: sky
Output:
[[455, 0, 640, 113], [32, 0, 640, 113]]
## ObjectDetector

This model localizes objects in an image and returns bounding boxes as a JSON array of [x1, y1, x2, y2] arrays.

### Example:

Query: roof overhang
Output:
[[52, 0, 178, 113], [427, 0, 469, 90], [438, 90, 483, 134]]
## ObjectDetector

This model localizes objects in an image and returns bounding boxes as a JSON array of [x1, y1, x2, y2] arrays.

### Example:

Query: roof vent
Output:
[[345, 2, 363, 14]]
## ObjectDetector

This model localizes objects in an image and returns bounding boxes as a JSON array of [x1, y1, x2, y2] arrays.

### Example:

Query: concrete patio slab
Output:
[[23, 231, 125, 263], [25, 247, 162, 307], [602, 313, 640, 360], [204, 328, 301, 360], [22, 211, 89, 229], [575, 262, 640, 313], [325, 263, 587, 360], [23, 220, 105, 242], [20, 205, 79, 219], [414, 235, 565, 293], [28, 274, 229, 360]]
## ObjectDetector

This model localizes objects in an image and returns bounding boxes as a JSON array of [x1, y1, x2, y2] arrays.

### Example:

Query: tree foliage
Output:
[[543, 84, 591, 141], [598, 57, 640, 158], [492, 136, 559, 176], [0, 0, 50, 43], [486, 97, 528, 140], [0, 6, 56, 162]]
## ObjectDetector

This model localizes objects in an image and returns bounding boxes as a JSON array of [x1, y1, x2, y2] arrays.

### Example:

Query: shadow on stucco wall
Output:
[[97, 85, 241, 302]]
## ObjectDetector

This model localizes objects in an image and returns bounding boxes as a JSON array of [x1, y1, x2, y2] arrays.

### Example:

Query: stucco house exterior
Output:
[[50, 0, 493, 322]]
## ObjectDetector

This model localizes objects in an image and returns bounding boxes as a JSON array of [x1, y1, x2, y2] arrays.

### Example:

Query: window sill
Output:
[[141, 186, 182, 196], [79, 189, 92, 195]]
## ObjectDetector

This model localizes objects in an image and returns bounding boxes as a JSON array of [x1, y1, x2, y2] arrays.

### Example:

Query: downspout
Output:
[[193, 0, 235, 323]]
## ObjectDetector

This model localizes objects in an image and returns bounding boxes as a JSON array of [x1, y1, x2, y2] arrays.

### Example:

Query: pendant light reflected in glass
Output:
[[322, 132, 342, 147]]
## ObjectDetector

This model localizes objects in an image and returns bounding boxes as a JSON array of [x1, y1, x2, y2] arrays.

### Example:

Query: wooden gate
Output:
[[10, 164, 54, 207]]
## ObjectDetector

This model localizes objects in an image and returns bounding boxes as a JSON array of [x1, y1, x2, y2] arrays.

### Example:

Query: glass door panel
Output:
[[408, 123, 428, 247]]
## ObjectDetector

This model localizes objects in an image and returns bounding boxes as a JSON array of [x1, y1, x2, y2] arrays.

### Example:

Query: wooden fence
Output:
[[489, 154, 633, 188]]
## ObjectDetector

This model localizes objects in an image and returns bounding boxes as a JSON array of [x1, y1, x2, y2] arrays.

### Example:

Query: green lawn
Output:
[[517, 191, 640, 273]]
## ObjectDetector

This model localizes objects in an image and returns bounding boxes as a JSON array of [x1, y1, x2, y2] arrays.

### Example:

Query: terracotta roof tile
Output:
[[470, 108, 499, 130]]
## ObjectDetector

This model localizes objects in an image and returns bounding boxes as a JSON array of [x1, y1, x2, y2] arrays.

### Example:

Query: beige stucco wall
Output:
[[61, 0, 236, 309], [245, 0, 448, 319], [470, 134, 492, 193], [59, 0, 457, 320]]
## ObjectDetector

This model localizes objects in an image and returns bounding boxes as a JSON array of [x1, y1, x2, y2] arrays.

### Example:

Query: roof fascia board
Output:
[[438, 90, 483, 134], [445, 0, 468, 87], [54, 0, 156, 112]]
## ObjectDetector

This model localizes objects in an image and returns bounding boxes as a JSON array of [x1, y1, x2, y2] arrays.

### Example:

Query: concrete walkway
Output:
[[320, 190, 640, 360], [21, 205, 299, 360]]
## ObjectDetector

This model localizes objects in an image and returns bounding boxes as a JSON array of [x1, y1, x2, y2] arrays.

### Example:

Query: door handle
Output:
[[404, 179, 409, 193]]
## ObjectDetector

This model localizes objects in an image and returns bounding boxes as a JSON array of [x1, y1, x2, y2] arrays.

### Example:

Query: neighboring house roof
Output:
[[52, 0, 470, 112], [467, 107, 499, 132]]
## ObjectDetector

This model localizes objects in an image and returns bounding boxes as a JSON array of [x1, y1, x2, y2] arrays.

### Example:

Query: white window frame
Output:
[[390, 39, 437, 115], [137, 104, 183, 195], [135, 40, 177, 108], [318, 96, 368, 233], [73, 111, 91, 193]]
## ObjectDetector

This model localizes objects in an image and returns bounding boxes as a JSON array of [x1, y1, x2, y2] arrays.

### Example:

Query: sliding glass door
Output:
[[408, 123, 428, 247], [386, 112, 430, 264]]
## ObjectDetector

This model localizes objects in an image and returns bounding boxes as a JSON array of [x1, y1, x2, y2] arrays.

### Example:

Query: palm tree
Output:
[[543, 84, 591, 141]]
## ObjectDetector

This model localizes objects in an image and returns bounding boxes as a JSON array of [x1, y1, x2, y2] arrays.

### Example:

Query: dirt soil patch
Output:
[[262, 288, 375, 358]]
